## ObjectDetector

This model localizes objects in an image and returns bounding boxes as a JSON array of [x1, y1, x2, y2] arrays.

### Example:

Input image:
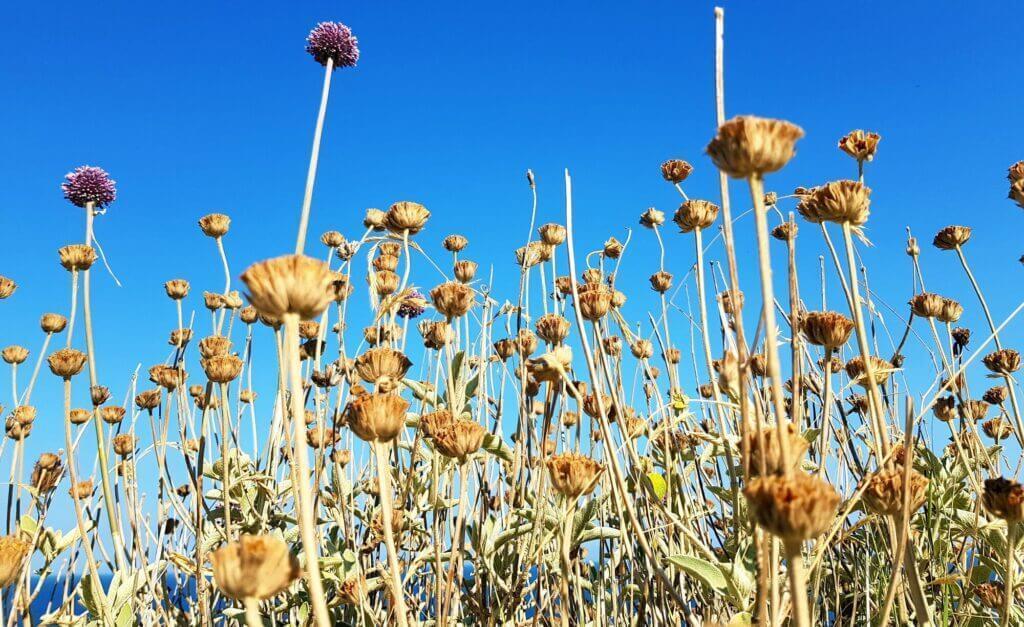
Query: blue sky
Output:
[[1, 1, 1022, 532]]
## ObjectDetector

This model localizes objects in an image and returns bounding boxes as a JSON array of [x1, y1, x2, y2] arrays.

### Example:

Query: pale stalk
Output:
[[83, 201, 127, 572], [294, 58, 334, 255], [282, 314, 331, 626], [372, 440, 411, 627]]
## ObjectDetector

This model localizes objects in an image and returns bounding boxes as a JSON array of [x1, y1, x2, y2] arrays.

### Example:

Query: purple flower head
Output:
[[62, 166, 117, 208], [397, 290, 427, 319], [306, 22, 359, 69]]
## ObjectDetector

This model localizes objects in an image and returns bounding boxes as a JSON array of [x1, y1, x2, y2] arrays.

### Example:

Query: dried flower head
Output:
[[442, 234, 468, 253], [432, 419, 487, 463], [744, 472, 839, 544], [771, 222, 798, 241], [58, 244, 98, 272], [983, 417, 1014, 440], [983, 348, 1021, 375], [546, 453, 604, 499], [861, 467, 929, 517], [982, 477, 1024, 521], [538, 223, 567, 246], [30, 453, 63, 493], [801, 311, 854, 350], [577, 283, 613, 321], [0, 277, 15, 299], [198, 213, 230, 238], [937, 298, 963, 324], [47, 348, 87, 379], [706, 116, 804, 179], [844, 356, 894, 387], [2, 346, 28, 365], [958, 399, 990, 422], [603, 237, 623, 259], [135, 389, 161, 411], [717, 289, 744, 316], [354, 347, 412, 385], [201, 354, 243, 383], [535, 313, 571, 345], [430, 281, 475, 319], [743, 424, 809, 477], [639, 207, 665, 228], [211, 534, 300, 601], [838, 130, 881, 162], [673, 199, 720, 233], [112, 433, 137, 457], [164, 279, 190, 300], [909, 292, 945, 319], [40, 313, 67, 334], [0, 536, 30, 588], [241, 255, 334, 320], [385, 201, 430, 235], [797, 180, 871, 226], [983, 386, 1009, 405], [62, 166, 116, 208], [305, 22, 359, 68], [99, 405, 126, 425], [346, 393, 408, 443], [932, 225, 971, 250], [649, 270, 673, 293], [660, 159, 693, 183]]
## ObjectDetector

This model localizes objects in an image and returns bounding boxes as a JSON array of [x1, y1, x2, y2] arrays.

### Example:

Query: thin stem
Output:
[[294, 58, 335, 255], [373, 441, 411, 627]]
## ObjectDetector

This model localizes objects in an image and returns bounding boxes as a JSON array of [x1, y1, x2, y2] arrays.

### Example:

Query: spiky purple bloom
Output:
[[306, 22, 359, 69], [62, 166, 117, 208], [398, 290, 427, 319]]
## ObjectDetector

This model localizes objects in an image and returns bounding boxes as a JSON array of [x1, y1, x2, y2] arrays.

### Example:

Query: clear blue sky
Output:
[[2, 1, 1022, 530]]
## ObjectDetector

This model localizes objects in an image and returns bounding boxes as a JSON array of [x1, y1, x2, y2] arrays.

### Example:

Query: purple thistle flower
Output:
[[62, 166, 117, 208], [306, 22, 359, 69], [397, 290, 427, 319]]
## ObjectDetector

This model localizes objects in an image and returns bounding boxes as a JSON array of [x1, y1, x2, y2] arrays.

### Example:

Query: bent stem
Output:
[[372, 440, 411, 627], [282, 314, 331, 627]]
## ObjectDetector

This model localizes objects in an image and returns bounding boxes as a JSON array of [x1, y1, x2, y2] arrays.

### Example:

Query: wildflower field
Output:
[[2, 7, 1024, 627]]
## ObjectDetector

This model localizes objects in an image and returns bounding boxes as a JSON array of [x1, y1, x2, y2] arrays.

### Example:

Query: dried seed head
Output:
[[577, 283, 613, 321], [602, 336, 622, 357], [623, 416, 647, 439], [430, 281, 475, 319], [30, 454, 63, 493], [432, 419, 487, 463], [164, 279, 190, 300], [796, 180, 871, 226], [346, 393, 409, 443], [40, 313, 67, 334], [1010, 179, 1024, 209], [932, 225, 972, 250], [0, 536, 30, 588], [419, 409, 454, 438], [649, 271, 673, 294], [931, 396, 957, 422], [744, 472, 839, 544], [363, 208, 386, 231], [69, 480, 94, 500], [354, 348, 412, 385], [305, 427, 338, 449], [384, 201, 430, 235], [515, 241, 551, 268], [771, 222, 798, 241], [211, 534, 301, 601], [241, 255, 334, 320], [419, 321, 454, 350], [203, 292, 225, 311], [372, 254, 399, 273], [639, 208, 665, 228], [202, 354, 243, 383], [706, 116, 804, 179], [983, 348, 1021, 375], [135, 389, 161, 411], [493, 338, 516, 361], [611, 289, 627, 308], [660, 159, 693, 183], [546, 453, 604, 499], [442, 234, 468, 253], [298, 321, 320, 340], [320, 230, 345, 248], [958, 399, 990, 422], [800, 311, 855, 350], [47, 348, 87, 379], [844, 356, 894, 387], [454, 260, 478, 283], [198, 213, 230, 238], [58, 244, 97, 272], [982, 477, 1024, 521], [717, 289, 744, 316], [99, 405, 125, 425], [1, 346, 28, 365], [367, 270, 398, 297], [149, 365, 186, 391], [673, 199, 720, 233], [837, 129, 881, 162], [743, 424, 809, 477], [112, 433, 137, 457], [983, 417, 1014, 440], [630, 339, 654, 359], [861, 466, 928, 517], [535, 314, 571, 345], [68, 408, 91, 425], [974, 582, 1007, 610], [0, 277, 15, 299], [603, 237, 623, 259], [908, 293, 945, 319], [937, 298, 963, 324], [983, 386, 1009, 405], [517, 329, 539, 357], [168, 328, 193, 347], [90, 386, 110, 406], [538, 223, 567, 246], [199, 335, 232, 359], [951, 327, 971, 349]]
